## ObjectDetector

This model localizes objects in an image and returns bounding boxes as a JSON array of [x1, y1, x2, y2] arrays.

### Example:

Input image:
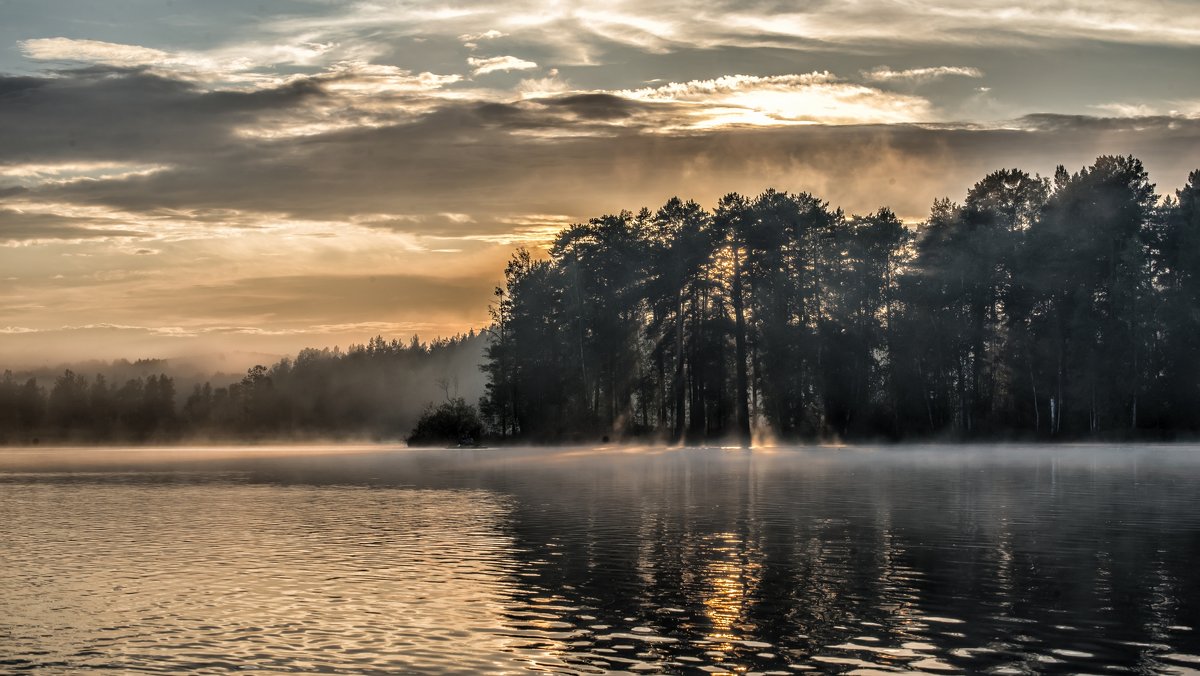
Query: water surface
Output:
[[2, 444, 1199, 674]]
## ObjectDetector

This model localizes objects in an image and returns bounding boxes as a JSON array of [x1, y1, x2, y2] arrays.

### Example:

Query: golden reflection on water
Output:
[[696, 461, 766, 672], [700, 532, 764, 651]]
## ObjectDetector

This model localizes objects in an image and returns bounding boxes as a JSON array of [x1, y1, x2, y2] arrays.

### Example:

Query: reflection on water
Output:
[[2, 445, 1199, 674]]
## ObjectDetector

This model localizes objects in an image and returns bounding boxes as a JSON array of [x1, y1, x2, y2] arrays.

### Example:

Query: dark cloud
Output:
[[0, 75, 46, 96], [0, 208, 147, 241], [0, 68, 324, 165], [30, 78, 1200, 226], [535, 93, 642, 120], [1017, 113, 1199, 133], [7, 68, 1199, 237]]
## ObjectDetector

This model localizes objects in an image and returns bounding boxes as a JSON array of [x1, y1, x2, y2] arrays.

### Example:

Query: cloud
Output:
[[619, 73, 936, 127], [517, 69, 570, 98], [0, 69, 324, 164], [20, 38, 175, 68], [459, 29, 506, 42], [1092, 102, 1162, 118], [0, 208, 149, 243], [1091, 100, 1200, 118], [238, 0, 1200, 65], [0, 162, 169, 189], [3, 62, 1199, 362], [19, 36, 341, 84], [863, 66, 984, 83], [318, 61, 463, 93], [19, 37, 254, 82], [9, 67, 1198, 229], [536, 93, 645, 120], [37, 105, 1200, 229], [706, 0, 1200, 48], [1013, 113, 1200, 132], [224, 60, 465, 137], [468, 55, 539, 76]]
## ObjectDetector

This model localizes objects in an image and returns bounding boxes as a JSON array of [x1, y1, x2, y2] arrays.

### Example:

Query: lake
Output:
[[2, 444, 1199, 674]]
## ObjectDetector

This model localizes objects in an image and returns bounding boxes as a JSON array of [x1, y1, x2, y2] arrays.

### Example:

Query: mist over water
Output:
[[2, 444, 1199, 674]]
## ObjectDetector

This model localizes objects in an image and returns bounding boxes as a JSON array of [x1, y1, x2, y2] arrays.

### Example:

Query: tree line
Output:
[[480, 156, 1200, 444], [0, 334, 483, 444]]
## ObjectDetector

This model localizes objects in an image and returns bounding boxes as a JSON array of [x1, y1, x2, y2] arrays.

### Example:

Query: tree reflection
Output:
[[455, 448, 1200, 673]]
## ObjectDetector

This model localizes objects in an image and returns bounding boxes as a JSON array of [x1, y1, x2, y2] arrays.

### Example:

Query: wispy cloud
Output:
[[863, 66, 984, 84], [245, 0, 1200, 57], [0, 162, 170, 188], [459, 29, 506, 44], [468, 55, 539, 76], [517, 69, 571, 97], [619, 73, 935, 127], [319, 61, 463, 93], [711, 0, 1200, 48], [1093, 102, 1162, 118], [20, 38, 176, 67], [19, 36, 338, 84], [1092, 100, 1200, 118]]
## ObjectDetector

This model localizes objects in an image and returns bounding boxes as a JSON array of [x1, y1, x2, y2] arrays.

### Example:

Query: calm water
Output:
[[2, 445, 1199, 674]]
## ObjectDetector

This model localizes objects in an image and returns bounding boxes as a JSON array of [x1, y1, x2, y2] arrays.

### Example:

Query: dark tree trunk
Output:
[[732, 244, 752, 447]]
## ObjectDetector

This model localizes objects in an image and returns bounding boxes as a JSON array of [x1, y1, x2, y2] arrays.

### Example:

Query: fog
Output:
[[0, 334, 488, 444], [7, 440, 1200, 474]]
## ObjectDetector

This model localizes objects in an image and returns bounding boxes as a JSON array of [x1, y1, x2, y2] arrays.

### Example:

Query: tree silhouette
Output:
[[0, 334, 484, 444], [480, 155, 1200, 443]]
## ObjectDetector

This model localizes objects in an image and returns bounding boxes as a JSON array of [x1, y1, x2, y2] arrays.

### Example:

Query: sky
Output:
[[2, 0, 1199, 366]]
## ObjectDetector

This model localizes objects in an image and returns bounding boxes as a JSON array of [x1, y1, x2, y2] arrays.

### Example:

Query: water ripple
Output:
[[2, 445, 1199, 673]]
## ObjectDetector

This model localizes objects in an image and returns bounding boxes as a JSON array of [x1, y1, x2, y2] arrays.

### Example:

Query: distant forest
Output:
[[0, 335, 484, 444], [4, 155, 1199, 446], [480, 156, 1200, 444]]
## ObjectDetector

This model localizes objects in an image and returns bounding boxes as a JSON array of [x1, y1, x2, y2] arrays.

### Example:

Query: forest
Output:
[[480, 156, 1200, 444], [0, 334, 484, 444], [3, 155, 1198, 446]]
